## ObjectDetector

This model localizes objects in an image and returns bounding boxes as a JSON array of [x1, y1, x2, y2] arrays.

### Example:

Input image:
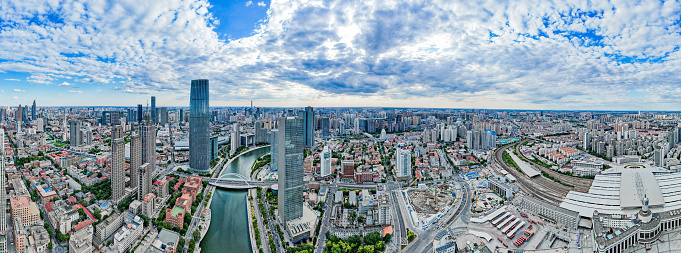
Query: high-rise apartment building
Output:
[[231, 123, 240, 156], [270, 129, 278, 172], [190, 79, 210, 173], [277, 117, 305, 223], [397, 148, 412, 178], [320, 146, 332, 177], [303, 106, 314, 148], [130, 135, 141, 193], [111, 137, 126, 203]]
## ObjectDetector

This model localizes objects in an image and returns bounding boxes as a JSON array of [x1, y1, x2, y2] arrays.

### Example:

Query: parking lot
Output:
[[469, 203, 551, 251]]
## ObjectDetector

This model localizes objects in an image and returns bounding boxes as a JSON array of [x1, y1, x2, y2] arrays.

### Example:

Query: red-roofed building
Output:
[[72, 204, 98, 222]]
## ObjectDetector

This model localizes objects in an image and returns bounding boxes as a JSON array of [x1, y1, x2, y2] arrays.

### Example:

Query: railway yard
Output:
[[493, 139, 594, 205]]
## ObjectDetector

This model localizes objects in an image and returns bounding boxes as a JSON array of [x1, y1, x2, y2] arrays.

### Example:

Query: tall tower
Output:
[[16, 105, 22, 123], [139, 112, 155, 198], [31, 100, 36, 121], [190, 79, 210, 173], [111, 136, 125, 203], [137, 104, 143, 123], [130, 134, 141, 194], [138, 163, 151, 201], [231, 123, 240, 156], [151, 96, 157, 124], [277, 117, 305, 223], [303, 106, 314, 148], [320, 146, 332, 177], [0, 129, 7, 252], [69, 119, 81, 147]]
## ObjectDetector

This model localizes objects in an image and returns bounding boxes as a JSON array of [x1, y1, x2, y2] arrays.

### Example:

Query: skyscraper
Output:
[[303, 106, 314, 148], [321, 117, 330, 137], [231, 123, 240, 156], [159, 107, 169, 125], [138, 163, 152, 201], [179, 109, 184, 122], [16, 105, 22, 123], [0, 129, 7, 253], [320, 146, 332, 177], [270, 129, 278, 172], [151, 96, 156, 124], [31, 100, 36, 121], [130, 134, 141, 194], [139, 112, 155, 198], [137, 104, 143, 123], [69, 119, 81, 147], [190, 79, 210, 173], [397, 147, 412, 178], [111, 135, 125, 203], [277, 117, 305, 223]]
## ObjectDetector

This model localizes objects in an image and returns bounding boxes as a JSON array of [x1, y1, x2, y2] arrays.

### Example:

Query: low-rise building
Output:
[[10, 196, 41, 226], [69, 220, 94, 253], [520, 195, 578, 228], [112, 216, 144, 253], [488, 178, 513, 199], [95, 211, 124, 245], [143, 193, 157, 218], [145, 228, 180, 253]]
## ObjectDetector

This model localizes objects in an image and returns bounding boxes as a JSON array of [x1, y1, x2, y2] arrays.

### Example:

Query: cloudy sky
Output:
[[1, 0, 681, 110]]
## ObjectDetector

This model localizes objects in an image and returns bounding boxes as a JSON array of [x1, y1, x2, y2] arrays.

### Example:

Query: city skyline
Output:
[[2, 1, 681, 110]]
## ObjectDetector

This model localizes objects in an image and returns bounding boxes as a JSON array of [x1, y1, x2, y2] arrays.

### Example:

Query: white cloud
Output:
[[13, 96, 17, 99], [68, 90, 83, 93], [13, 89, 24, 92], [58, 82, 73, 86], [4, 78, 20, 81], [257, 2, 265, 7], [0, 0, 680, 109]]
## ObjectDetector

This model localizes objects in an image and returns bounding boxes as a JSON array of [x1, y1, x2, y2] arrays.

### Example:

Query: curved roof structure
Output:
[[560, 167, 681, 217]]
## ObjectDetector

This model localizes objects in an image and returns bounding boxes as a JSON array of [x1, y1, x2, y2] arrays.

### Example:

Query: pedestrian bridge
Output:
[[205, 173, 277, 189]]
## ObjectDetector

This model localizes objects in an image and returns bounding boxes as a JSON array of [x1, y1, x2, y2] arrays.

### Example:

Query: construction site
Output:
[[406, 183, 458, 214]]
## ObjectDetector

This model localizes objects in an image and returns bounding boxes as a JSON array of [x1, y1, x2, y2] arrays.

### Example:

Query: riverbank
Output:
[[198, 146, 271, 252]]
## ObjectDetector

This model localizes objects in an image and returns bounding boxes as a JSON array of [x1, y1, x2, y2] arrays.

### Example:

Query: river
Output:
[[199, 147, 270, 253]]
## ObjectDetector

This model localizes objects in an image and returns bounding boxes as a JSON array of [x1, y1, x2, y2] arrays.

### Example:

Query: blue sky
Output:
[[1, 0, 681, 110]]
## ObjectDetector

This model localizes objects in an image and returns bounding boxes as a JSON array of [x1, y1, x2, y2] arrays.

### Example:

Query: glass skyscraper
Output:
[[277, 117, 305, 222], [190, 79, 210, 173], [304, 106, 314, 147], [151, 96, 156, 124]]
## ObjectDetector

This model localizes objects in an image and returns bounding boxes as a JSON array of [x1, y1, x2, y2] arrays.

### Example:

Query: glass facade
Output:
[[277, 117, 304, 222], [190, 79, 210, 173]]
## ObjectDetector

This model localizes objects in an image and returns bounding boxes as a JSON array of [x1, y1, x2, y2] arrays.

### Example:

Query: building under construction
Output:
[[407, 183, 457, 214]]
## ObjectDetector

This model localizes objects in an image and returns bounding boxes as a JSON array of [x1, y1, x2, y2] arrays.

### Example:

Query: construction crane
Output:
[[407, 178, 419, 188]]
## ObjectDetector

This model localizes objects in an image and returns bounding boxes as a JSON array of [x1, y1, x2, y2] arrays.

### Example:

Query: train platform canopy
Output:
[[508, 152, 540, 178], [560, 167, 681, 218]]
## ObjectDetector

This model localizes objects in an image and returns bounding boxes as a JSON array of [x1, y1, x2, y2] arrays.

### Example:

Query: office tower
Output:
[[31, 100, 36, 121], [190, 79, 210, 173], [179, 109, 184, 122], [137, 104, 143, 123], [84, 123, 93, 145], [159, 107, 168, 125], [303, 106, 314, 147], [321, 117, 330, 137], [231, 123, 240, 156], [111, 137, 125, 203], [151, 96, 156, 123], [130, 135, 141, 193], [69, 119, 81, 147], [0, 129, 6, 253], [397, 148, 412, 177], [210, 136, 219, 161], [112, 125, 124, 140], [277, 117, 305, 223], [320, 146, 332, 177], [583, 132, 591, 150], [270, 129, 278, 172], [16, 105, 22, 123], [139, 112, 155, 198]]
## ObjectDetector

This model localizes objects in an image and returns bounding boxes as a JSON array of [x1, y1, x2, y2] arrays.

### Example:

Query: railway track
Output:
[[494, 143, 566, 204], [513, 140, 593, 193]]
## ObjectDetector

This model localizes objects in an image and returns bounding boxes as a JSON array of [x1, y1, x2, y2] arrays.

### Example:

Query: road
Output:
[[314, 184, 338, 253]]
